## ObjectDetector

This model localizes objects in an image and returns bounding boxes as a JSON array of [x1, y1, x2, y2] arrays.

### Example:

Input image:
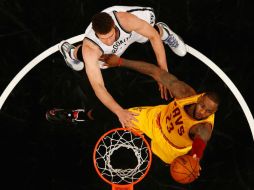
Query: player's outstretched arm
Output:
[[103, 54, 196, 99], [83, 45, 137, 127], [117, 12, 168, 71]]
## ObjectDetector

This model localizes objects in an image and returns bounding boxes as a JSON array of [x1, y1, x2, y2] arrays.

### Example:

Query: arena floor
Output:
[[1, 0, 254, 190]]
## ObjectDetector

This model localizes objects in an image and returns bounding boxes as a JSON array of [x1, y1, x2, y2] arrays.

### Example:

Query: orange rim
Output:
[[112, 183, 133, 190], [93, 127, 152, 187]]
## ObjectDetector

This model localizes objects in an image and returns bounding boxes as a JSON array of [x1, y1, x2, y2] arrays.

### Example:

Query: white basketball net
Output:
[[94, 129, 150, 184]]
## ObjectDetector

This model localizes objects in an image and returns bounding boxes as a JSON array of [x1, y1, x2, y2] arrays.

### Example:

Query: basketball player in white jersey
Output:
[[58, 6, 187, 127]]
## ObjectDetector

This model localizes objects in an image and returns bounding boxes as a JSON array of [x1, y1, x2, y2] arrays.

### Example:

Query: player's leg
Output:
[[58, 41, 109, 70], [131, 8, 187, 57], [155, 22, 187, 56], [58, 41, 84, 71]]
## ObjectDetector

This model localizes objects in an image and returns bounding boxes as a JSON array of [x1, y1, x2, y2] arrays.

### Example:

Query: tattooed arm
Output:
[[104, 55, 196, 99]]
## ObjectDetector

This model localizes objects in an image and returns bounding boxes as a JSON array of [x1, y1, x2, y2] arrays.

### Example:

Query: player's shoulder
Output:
[[116, 11, 138, 21], [195, 122, 212, 128], [82, 39, 103, 58], [191, 122, 212, 133], [189, 122, 212, 141], [83, 39, 100, 50]]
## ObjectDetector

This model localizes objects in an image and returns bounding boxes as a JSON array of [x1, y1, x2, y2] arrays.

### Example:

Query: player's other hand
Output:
[[100, 54, 120, 67], [158, 82, 173, 101], [116, 109, 139, 128], [192, 154, 202, 177]]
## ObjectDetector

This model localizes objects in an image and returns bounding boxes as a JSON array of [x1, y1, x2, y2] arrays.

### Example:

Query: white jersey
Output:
[[84, 6, 155, 59]]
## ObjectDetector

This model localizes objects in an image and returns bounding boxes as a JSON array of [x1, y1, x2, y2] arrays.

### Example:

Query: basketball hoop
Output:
[[93, 128, 152, 190]]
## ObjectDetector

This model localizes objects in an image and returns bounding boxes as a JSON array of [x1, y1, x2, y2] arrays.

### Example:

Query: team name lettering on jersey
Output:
[[166, 102, 185, 136], [112, 34, 132, 54], [150, 12, 155, 25]]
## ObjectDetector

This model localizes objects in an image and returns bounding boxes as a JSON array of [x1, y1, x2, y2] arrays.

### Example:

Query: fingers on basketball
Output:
[[170, 155, 200, 184]]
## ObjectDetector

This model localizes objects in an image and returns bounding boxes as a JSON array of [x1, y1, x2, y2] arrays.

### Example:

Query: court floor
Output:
[[1, 0, 254, 190]]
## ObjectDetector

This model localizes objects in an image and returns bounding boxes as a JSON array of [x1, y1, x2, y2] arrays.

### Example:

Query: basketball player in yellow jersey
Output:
[[103, 55, 220, 165]]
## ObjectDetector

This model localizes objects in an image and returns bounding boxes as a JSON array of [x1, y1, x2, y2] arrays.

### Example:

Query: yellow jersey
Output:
[[128, 94, 215, 164]]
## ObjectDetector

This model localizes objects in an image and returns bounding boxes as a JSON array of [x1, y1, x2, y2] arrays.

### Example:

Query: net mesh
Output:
[[94, 129, 150, 184]]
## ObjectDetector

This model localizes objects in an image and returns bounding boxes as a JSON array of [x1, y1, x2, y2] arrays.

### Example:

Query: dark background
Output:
[[1, 0, 254, 190]]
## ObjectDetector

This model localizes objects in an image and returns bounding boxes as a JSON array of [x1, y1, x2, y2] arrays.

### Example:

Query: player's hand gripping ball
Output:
[[170, 155, 200, 184]]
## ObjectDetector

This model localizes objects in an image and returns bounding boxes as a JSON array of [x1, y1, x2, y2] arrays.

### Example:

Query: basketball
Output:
[[170, 155, 200, 184]]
